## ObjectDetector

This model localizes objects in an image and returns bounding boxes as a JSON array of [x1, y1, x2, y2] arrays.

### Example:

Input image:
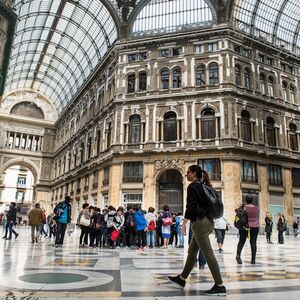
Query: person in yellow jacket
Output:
[[28, 203, 43, 243]]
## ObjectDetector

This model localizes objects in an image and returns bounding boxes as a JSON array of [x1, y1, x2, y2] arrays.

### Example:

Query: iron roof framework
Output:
[[5, 0, 118, 113], [232, 0, 300, 55]]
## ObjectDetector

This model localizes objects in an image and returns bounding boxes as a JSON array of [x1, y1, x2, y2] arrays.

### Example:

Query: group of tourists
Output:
[[75, 203, 186, 250]]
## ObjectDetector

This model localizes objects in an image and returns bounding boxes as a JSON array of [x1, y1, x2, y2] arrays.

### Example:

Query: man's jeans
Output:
[[55, 222, 67, 245]]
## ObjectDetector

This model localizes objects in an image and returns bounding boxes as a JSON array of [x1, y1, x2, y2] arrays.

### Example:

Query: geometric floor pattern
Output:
[[1, 226, 300, 299]]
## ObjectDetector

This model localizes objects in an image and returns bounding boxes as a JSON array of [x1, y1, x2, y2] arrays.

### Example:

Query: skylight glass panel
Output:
[[233, 0, 300, 55], [133, 0, 214, 36]]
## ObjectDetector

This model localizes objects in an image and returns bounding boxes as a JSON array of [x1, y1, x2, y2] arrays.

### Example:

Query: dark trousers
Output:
[[4, 222, 18, 239], [237, 228, 259, 261], [136, 230, 146, 247], [266, 232, 271, 242], [55, 222, 67, 245], [95, 229, 104, 247], [278, 230, 284, 244], [79, 225, 90, 245]]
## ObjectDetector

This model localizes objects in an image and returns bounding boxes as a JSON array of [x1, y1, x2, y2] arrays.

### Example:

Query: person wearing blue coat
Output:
[[133, 207, 147, 249]]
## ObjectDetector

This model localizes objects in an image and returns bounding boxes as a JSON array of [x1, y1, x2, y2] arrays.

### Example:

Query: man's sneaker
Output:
[[219, 248, 224, 253], [203, 284, 226, 296], [168, 275, 186, 288]]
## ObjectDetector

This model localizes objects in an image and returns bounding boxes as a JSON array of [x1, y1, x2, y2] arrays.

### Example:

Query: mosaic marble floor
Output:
[[1, 226, 300, 299]]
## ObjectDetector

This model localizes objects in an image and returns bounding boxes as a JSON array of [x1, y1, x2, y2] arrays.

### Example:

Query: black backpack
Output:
[[234, 208, 248, 230], [202, 184, 224, 219]]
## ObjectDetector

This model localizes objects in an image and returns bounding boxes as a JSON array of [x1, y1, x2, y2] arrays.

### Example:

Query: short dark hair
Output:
[[148, 207, 155, 213], [245, 195, 253, 204], [65, 195, 72, 202], [163, 205, 169, 211], [82, 203, 89, 209]]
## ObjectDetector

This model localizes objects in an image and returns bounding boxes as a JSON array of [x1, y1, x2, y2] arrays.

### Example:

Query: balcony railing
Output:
[[241, 175, 258, 183], [123, 176, 143, 183], [269, 179, 283, 186]]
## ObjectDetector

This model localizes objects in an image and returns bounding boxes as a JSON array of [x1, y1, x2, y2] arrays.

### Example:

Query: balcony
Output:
[[76, 188, 81, 194], [84, 186, 89, 192], [92, 182, 98, 189]]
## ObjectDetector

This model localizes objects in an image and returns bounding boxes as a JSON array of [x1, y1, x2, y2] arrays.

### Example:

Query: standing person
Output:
[[113, 206, 125, 248], [3, 202, 19, 240], [105, 206, 117, 248], [265, 212, 273, 243], [168, 165, 226, 295], [77, 203, 92, 247], [236, 195, 260, 265], [277, 213, 286, 244], [53, 195, 72, 248], [124, 205, 136, 248], [292, 220, 299, 237], [214, 216, 230, 253], [145, 207, 156, 248], [175, 212, 184, 248], [28, 203, 43, 243], [161, 205, 172, 249], [133, 206, 147, 250]]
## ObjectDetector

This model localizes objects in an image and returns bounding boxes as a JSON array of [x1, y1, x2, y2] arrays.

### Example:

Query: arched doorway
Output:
[[158, 169, 183, 213]]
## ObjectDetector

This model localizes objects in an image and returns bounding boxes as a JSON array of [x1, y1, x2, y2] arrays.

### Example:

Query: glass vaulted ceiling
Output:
[[5, 0, 118, 113], [232, 0, 300, 55]]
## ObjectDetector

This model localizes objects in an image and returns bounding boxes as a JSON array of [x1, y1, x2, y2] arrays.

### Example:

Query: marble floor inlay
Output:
[[1, 227, 300, 299]]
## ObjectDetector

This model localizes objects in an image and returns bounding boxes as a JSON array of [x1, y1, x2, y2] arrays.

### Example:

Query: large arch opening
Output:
[[157, 169, 183, 213], [0, 165, 35, 223]]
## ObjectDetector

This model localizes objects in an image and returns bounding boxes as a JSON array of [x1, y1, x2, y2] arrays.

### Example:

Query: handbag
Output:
[[80, 215, 90, 227], [111, 229, 120, 241]]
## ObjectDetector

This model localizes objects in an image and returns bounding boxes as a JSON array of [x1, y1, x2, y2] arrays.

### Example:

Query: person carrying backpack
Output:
[[168, 165, 226, 296], [235, 195, 259, 265]]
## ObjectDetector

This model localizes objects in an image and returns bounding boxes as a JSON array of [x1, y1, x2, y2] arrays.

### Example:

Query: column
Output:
[[31, 135, 35, 151], [13, 132, 17, 148], [283, 167, 293, 225], [143, 162, 155, 209], [222, 159, 241, 223], [6, 131, 10, 147], [108, 164, 122, 208], [216, 118, 220, 139], [258, 163, 269, 226]]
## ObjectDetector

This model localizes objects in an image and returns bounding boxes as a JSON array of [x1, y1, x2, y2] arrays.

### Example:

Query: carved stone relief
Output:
[[154, 159, 185, 178]]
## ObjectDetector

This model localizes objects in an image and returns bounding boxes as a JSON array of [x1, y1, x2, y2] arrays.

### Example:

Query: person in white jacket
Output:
[[145, 207, 156, 248], [214, 216, 230, 253]]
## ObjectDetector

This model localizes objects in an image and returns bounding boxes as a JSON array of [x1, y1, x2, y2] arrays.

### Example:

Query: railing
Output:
[[241, 175, 258, 183], [123, 176, 143, 183]]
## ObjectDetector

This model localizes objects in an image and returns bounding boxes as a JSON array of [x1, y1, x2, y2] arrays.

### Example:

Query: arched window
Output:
[[127, 74, 135, 93], [235, 65, 241, 86], [209, 63, 219, 84], [267, 76, 274, 97], [164, 111, 177, 141], [240, 110, 251, 142], [201, 108, 216, 139], [266, 117, 276, 147], [80, 142, 85, 163], [196, 64, 206, 86], [128, 115, 141, 144], [282, 81, 288, 101], [260, 74, 266, 94], [139, 72, 147, 91], [172, 67, 182, 88], [290, 84, 296, 103], [244, 68, 251, 89], [289, 123, 298, 151], [161, 69, 170, 89]]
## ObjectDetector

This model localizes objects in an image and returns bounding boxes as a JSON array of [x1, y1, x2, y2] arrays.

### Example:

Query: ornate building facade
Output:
[[1, 0, 300, 226]]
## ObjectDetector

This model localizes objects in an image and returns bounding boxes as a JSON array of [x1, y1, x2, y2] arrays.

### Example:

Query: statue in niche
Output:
[[117, 0, 136, 22]]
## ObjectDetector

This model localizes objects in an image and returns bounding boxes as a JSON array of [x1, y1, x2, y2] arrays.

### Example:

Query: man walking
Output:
[[28, 203, 43, 243], [54, 195, 72, 247]]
